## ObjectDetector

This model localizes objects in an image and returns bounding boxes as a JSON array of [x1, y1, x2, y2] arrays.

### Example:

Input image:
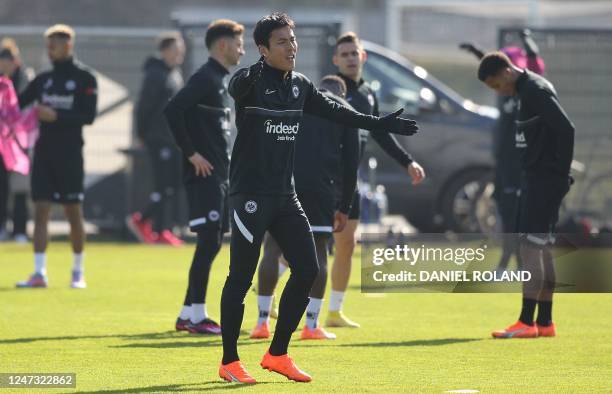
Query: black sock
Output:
[[536, 301, 553, 326], [519, 298, 537, 325]]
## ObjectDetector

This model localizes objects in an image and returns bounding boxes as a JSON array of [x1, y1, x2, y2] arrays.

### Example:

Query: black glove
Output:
[[459, 42, 485, 60], [378, 108, 419, 136], [520, 29, 539, 57]]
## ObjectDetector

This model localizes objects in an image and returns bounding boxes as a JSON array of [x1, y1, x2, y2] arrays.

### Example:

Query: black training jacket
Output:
[[293, 89, 360, 214], [19, 57, 97, 151], [165, 57, 231, 182], [135, 57, 183, 149], [228, 61, 391, 196], [515, 70, 574, 178]]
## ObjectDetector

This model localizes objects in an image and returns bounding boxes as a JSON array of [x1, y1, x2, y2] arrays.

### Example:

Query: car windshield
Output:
[[362, 51, 437, 115]]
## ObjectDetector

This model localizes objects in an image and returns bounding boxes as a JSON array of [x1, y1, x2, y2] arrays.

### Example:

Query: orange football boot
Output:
[[492, 321, 538, 338], [218, 361, 256, 384], [260, 351, 312, 382]]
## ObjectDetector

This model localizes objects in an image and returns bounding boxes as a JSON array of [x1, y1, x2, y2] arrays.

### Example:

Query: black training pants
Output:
[[141, 145, 181, 232], [220, 193, 319, 364]]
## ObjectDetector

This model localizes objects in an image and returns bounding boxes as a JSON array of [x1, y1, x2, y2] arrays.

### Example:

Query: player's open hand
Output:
[[36, 105, 58, 122], [407, 161, 426, 185], [189, 152, 214, 177], [333, 211, 349, 232], [379, 108, 419, 136]]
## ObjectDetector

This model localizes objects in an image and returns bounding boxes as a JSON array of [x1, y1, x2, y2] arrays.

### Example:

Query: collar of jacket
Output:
[[207, 57, 229, 75], [263, 61, 292, 84], [53, 57, 75, 73], [515, 69, 529, 95], [337, 72, 364, 90]]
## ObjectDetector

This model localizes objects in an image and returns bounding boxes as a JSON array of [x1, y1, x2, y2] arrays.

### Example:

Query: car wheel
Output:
[[440, 169, 495, 233]]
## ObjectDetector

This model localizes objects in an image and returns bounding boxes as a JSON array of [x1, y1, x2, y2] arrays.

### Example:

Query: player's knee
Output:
[[316, 255, 328, 273], [308, 262, 320, 284], [223, 275, 252, 299], [34, 209, 49, 222], [543, 277, 555, 292], [63, 204, 82, 220], [261, 247, 282, 265], [335, 233, 356, 253], [543, 269, 556, 291]]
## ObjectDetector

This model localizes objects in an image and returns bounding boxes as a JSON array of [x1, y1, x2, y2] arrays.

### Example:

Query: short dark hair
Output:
[[253, 13, 295, 48], [205, 19, 245, 49], [157, 31, 182, 52], [335, 31, 362, 52], [478, 51, 513, 81], [319, 75, 347, 97]]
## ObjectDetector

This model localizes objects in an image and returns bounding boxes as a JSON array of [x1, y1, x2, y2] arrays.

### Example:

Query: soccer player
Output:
[[327, 32, 425, 328], [460, 29, 545, 273], [250, 75, 360, 341], [218, 13, 418, 383], [127, 32, 185, 246], [164, 20, 245, 334], [15, 24, 97, 288], [478, 52, 574, 338]]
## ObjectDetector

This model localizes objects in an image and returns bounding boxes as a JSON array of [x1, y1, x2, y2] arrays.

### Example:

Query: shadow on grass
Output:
[[0, 286, 51, 292], [111, 338, 261, 349], [292, 337, 483, 348], [63, 380, 289, 393], [0, 330, 248, 345]]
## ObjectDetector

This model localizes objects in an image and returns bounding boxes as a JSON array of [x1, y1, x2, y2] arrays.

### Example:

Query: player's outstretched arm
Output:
[[304, 84, 419, 136], [459, 42, 485, 60], [521, 29, 540, 58], [229, 56, 264, 102]]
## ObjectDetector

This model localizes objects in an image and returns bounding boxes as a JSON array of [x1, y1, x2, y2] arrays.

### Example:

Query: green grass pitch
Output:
[[1, 242, 611, 393]]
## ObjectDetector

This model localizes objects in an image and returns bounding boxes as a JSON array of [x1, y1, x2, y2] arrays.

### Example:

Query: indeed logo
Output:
[[41, 93, 74, 110], [264, 119, 299, 135]]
